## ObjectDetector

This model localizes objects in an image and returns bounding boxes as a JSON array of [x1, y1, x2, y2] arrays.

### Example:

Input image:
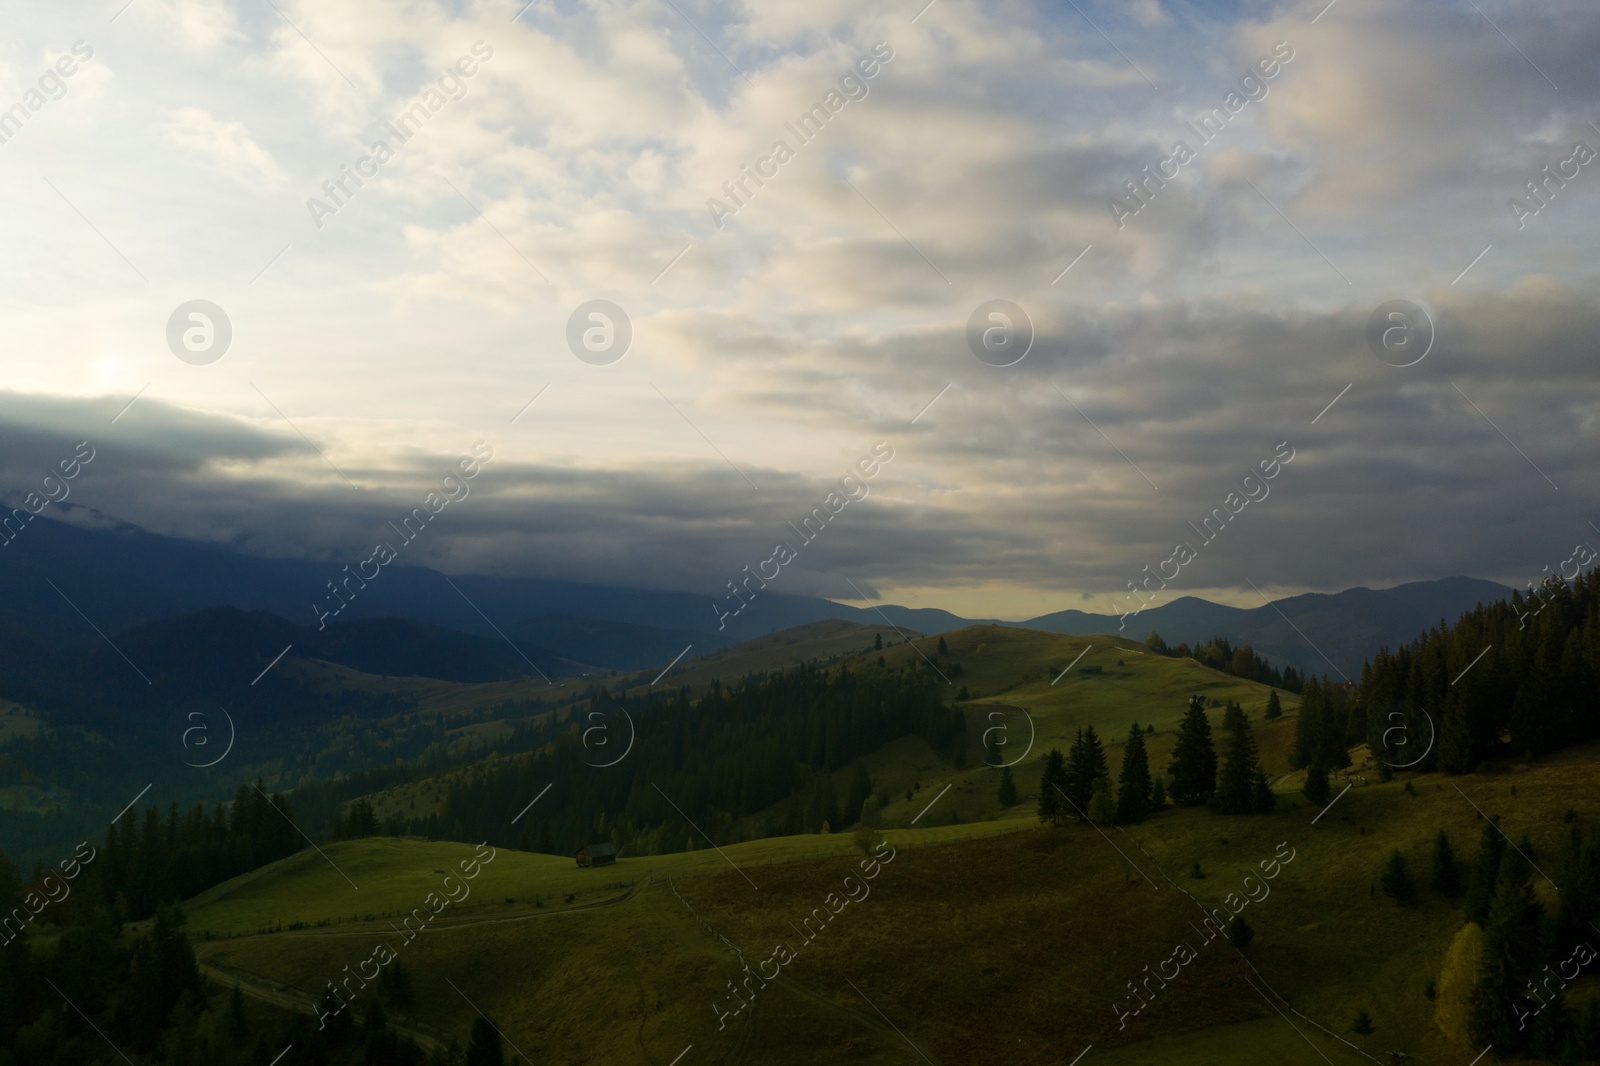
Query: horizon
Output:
[[1, 0, 1595, 620]]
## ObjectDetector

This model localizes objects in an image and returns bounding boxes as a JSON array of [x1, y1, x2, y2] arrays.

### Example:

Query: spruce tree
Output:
[[1065, 727, 1108, 820], [1150, 775, 1166, 809], [1528, 985, 1571, 1060], [1168, 695, 1217, 805], [1464, 817, 1507, 925], [1471, 855, 1545, 1051], [1082, 727, 1109, 789], [937, 636, 948, 656], [1265, 690, 1283, 720], [1431, 830, 1462, 896], [1036, 749, 1065, 826], [1250, 768, 1276, 812], [1380, 849, 1415, 903], [1302, 757, 1331, 805], [844, 761, 874, 826], [997, 766, 1017, 808], [1087, 776, 1115, 824], [1115, 723, 1152, 824], [1214, 710, 1261, 814], [1553, 825, 1600, 947], [1292, 678, 1325, 769], [1437, 701, 1476, 774]]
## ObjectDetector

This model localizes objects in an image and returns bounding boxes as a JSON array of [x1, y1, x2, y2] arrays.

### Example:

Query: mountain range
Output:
[[1, 511, 1512, 679]]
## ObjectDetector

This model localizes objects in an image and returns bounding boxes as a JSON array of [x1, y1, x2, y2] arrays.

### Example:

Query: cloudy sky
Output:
[[1, 0, 1595, 620]]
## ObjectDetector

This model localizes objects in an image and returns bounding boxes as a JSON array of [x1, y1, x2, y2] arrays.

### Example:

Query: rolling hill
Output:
[[180, 740, 1600, 1065]]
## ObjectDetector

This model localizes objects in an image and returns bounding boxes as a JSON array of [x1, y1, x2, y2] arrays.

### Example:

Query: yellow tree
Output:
[[1436, 922, 1486, 1046]]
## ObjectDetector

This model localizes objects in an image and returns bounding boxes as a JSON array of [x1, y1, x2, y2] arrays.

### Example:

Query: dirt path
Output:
[[200, 875, 651, 944], [196, 958, 453, 1056]]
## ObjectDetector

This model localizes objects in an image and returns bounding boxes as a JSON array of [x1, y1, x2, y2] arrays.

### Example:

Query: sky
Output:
[[0, 0, 1596, 621]]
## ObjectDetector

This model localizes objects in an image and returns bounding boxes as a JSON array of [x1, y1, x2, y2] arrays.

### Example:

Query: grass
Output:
[[187, 742, 1600, 1064], [362, 623, 1300, 834]]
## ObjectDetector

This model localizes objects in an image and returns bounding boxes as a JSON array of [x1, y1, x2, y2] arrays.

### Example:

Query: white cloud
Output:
[[0, 0, 1596, 615], [161, 106, 287, 187]]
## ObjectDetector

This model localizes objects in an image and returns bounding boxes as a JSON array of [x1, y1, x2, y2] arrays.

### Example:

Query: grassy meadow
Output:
[[176, 622, 1600, 1064]]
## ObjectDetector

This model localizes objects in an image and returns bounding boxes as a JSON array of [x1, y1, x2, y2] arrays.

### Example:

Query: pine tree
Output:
[[1380, 849, 1415, 903], [1036, 749, 1065, 826], [1528, 985, 1571, 1060], [1064, 727, 1108, 820], [937, 636, 948, 656], [1437, 701, 1476, 774], [1087, 776, 1115, 824], [1168, 695, 1217, 805], [1150, 775, 1166, 809], [1431, 830, 1462, 896], [1115, 722, 1152, 824], [1553, 825, 1600, 947], [1292, 678, 1325, 769], [1213, 710, 1260, 815], [997, 766, 1017, 808], [874, 633, 883, 651], [1265, 690, 1283, 719], [844, 761, 874, 826], [1226, 914, 1253, 950], [1470, 855, 1545, 1051], [1302, 757, 1331, 805], [1464, 817, 1507, 925], [1250, 768, 1276, 812]]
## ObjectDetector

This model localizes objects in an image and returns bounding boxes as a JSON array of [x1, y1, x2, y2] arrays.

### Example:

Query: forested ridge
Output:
[[404, 663, 961, 855], [1283, 572, 1600, 775]]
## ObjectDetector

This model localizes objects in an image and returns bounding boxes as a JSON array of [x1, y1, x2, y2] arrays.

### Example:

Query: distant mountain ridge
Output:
[[0, 514, 1511, 677], [1017, 576, 1514, 679]]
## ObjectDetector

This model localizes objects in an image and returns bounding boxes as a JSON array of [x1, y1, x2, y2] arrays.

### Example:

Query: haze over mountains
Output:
[[4, 513, 1509, 679]]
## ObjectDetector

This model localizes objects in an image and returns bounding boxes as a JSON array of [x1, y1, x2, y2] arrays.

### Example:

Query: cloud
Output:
[[2, 0, 1598, 618], [161, 107, 287, 187], [128, 0, 241, 50]]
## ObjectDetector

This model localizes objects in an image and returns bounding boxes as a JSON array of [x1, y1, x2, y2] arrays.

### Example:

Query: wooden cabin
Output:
[[576, 843, 618, 868]]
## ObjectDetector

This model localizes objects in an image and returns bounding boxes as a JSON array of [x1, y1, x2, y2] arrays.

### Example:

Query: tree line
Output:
[[1356, 571, 1600, 772], [0, 848, 451, 1065], [1036, 695, 1276, 827], [84, 784, 303, 921], [1144, 632, 1304, 693], [389, 664, 960, 856]]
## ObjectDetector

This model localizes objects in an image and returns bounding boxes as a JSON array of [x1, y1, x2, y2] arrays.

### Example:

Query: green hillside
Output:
[[185, 743, 1600, 1065], [358, 623, 1300, 838]]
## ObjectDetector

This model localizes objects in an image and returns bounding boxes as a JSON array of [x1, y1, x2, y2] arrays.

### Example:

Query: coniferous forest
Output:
[[419, 664, 963, 855]]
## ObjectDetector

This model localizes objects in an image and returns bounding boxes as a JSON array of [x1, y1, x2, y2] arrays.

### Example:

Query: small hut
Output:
[[575, 843, 618, 868]]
